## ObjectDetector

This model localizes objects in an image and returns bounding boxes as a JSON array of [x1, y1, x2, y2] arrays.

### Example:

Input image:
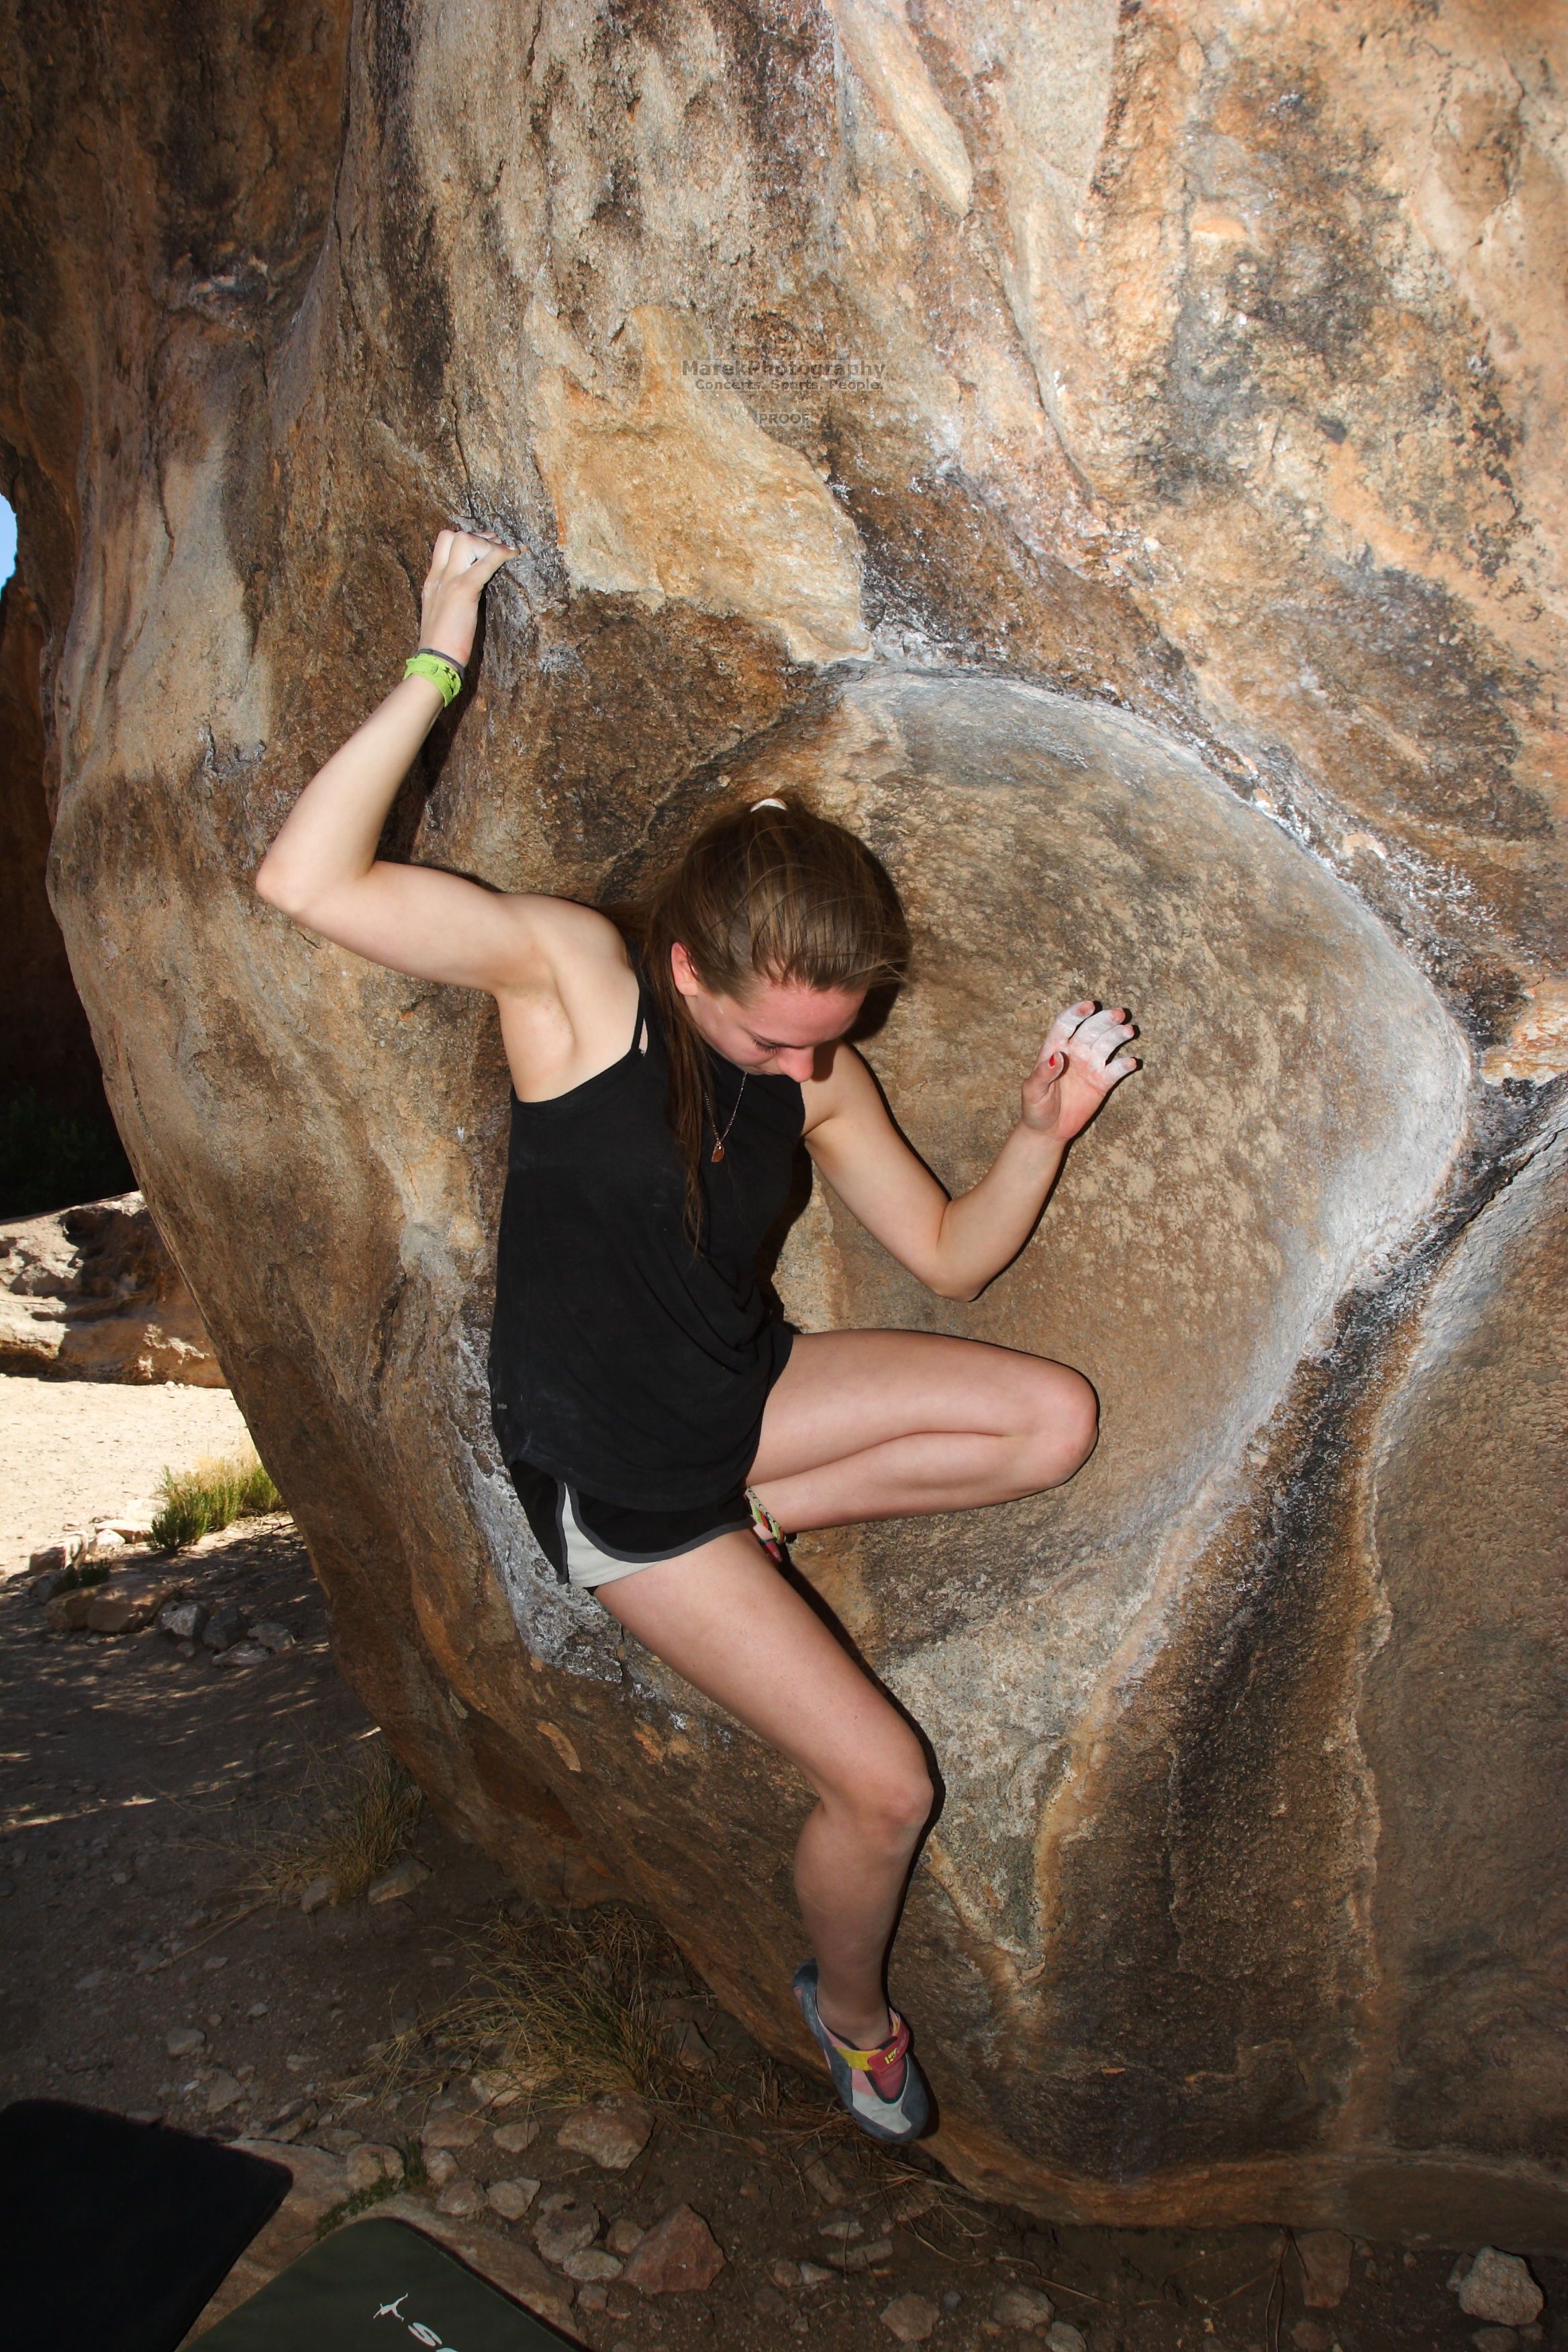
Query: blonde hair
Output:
[[629, 794, 908, 1240]]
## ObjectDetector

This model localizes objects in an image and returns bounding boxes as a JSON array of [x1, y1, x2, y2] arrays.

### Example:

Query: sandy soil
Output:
[[0, 1374, 252, 1567]]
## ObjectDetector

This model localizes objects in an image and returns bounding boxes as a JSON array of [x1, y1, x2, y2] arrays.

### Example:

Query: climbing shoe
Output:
[[792, 1959, 930, 2145]]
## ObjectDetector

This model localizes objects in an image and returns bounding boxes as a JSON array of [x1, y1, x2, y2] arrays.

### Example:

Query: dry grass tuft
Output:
[[248, 1738, 424, 1908], [150, 1448, 281, 1550], [409, 1904, 688, 2111]]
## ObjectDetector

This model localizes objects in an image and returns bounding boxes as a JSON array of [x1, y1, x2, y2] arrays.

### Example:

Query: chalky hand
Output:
[[1020, 999, 1139, 1142], [418, 526, 518, 669]]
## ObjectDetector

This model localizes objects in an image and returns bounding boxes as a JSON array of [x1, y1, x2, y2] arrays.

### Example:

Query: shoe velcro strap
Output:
[[830, 2011, 910, 2072]]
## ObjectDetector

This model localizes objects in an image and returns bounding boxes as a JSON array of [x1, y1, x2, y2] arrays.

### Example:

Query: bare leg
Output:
[[596, 1532, 932, 2050], [599, 1332, 1095, 2050], [749, 1327, 1099, 1531]]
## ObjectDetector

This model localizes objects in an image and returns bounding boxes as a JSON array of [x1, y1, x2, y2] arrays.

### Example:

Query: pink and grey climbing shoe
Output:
[[792, 1960, 930, 2144]]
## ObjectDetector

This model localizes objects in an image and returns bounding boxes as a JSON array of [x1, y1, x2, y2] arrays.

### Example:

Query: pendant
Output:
[[710, 1142, 726, 1163]]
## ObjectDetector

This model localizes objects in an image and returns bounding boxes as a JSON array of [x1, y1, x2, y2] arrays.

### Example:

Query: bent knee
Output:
[[1026, 1366, 1099, 1488], [830, 1737, 934, 1839]]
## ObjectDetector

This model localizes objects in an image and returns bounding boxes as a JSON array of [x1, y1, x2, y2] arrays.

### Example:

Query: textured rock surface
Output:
[[1, 0, 1566, 2244], [0, 1190, 224, 1381]]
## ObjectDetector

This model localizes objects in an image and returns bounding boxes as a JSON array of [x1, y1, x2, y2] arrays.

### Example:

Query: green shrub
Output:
[[150, 1450, 281, 1551]]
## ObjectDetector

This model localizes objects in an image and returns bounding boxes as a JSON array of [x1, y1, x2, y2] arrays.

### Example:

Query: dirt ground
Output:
[[0, 1420, 1559, 2352], [1, 1373, 250, 1566]]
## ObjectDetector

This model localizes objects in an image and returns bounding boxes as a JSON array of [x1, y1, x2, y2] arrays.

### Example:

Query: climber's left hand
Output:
[[1020, 1000, 1140, 1142]]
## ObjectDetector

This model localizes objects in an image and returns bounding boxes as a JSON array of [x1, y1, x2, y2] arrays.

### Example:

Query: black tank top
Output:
[[487, 950, 805, 1510]]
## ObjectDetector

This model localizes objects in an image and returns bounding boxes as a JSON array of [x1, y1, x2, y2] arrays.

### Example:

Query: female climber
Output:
[[254, 526, 1139, 2146]]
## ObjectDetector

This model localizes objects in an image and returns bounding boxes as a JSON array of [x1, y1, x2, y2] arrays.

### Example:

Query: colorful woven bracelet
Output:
[[403, 650, 464, 707]]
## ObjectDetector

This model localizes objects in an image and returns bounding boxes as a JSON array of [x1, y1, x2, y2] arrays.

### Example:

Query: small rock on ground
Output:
[[555, 2096, 654, 2170], [422, 2110, 483, 2152], [1297, 2227, 1354, 2309], [993, 2285, 1055, 2331], [563, 2248, 623, 2284], [486, 2177, 540, 2221], [1045, 2326, 1087, 2352], [165, 2026, 205, 2057], [215, 1640, 270, 1669], [424, 2149, 458, 2187], [435, 2181, 485, 2218], [619, 2204, 724, 2295], [366, 1856, 430, 1904], [608, 2218, 646, 2256], [345, 2143, 403, 2194], [1457, 2249, 1544, 2326], [534, 2194, 599, 2265], [492, 2119, 540, 2156], [881, 2292, 940, 2342]]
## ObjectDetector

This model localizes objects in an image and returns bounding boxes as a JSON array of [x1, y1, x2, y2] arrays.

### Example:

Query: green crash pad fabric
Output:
[[197, 2216, 583, 2349]]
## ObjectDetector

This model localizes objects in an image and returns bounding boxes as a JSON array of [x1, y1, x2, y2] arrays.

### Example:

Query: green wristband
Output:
[[404, 651, 463, 707]]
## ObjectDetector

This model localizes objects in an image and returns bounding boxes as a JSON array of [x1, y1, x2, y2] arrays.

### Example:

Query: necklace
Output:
[[710, 1073, 748, 1163]]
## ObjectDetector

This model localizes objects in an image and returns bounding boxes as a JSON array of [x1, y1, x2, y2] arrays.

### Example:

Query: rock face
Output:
[[1, 0, 1565, 2245], [0, 1191, 224, 1383]]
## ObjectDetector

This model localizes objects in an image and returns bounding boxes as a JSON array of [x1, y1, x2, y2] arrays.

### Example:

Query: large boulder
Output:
[[0, 1190, 224, 1383], [1, 0, 1564, 2243]]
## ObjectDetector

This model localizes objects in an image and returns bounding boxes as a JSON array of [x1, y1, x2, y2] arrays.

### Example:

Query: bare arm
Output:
[[254, 528, 562, 994], [804, 1002, 1138, 1302]]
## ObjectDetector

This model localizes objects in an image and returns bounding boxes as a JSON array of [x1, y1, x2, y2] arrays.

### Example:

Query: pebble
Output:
[[204, 2072, 244, 2115], [30, 1534, 89, 1577], [830, 2237, 893, 2274], [424, 2148, 458, 2188], [1291, 2325, 1330, 2352], [215, 1641, 269, 1669], [74, 1970, 107, 1992], [1457, 2250, 1545, 2328], [993, 2286, 1055, 2331], [435, 2181, 484, 2218], [609, 2218, 648, 2256], [563, 2249, 623, 2284], [577, 2284, 611, 2312], [618, 2204, 725, 2294], [534, 2194, 600, 2265], [422, 2110, 483, 2152], [202, 1605, 247, 1653], [165, 2026, 205, 2058], [345, 2143, 403, 2194], [487, 2177, 541, 2222], [492, 2120, 541, 2156], [158, 1598, 207, 1641], [798, 2263, 835, 2287], [673, 2021, 715, 2072], [470, 2069, 528, 2107], [819, 2214, 864, 2241], [804, 2155, 854, 2206], [881, 2294, 940, 2343], [366, 1857, 430, 1904], [556, 2097, 654, 2171], [1297, 2229, 1353, 2308], [298, 1875, 337, 1914], [248, 1620, 295, 1651], [1044, 2326, 1087, 2352]]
